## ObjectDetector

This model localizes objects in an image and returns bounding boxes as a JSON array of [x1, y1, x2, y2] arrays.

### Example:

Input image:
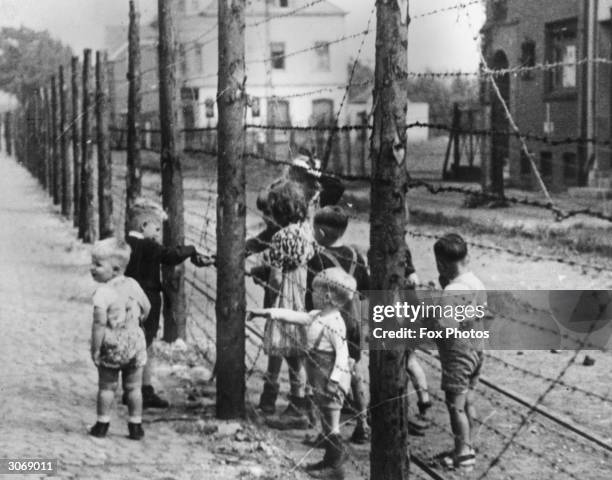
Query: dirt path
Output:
[[0, 156, 298, 480]]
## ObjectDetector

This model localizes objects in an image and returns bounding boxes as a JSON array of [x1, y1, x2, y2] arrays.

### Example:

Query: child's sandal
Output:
[[440, 452, 476, 471]]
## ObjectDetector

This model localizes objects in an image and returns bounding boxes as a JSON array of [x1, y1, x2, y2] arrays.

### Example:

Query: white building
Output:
[[175, 0, 350, 133]]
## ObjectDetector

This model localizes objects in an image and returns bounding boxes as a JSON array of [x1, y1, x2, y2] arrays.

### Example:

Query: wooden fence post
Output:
[[97, 51, 113, 239], [43, 88, 51, 193], [59, 65, 72, 218], [4, 111, 12, 157], [79, 49, 96, 243], [72, 56, 81, 228], [158, 0, 188, 343], [51, 75, 60, 205], [126, 0, 142, 229], [216, 0, 247, 419], [369, 1, 412, 478]]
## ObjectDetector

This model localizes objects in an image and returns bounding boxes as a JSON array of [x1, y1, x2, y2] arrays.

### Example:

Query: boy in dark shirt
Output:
[[125, 198, 212, 408], [306, 206, 371, 444]]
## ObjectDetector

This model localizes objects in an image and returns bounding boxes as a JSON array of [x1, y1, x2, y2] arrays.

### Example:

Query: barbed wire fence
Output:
[[7, 0, 612, 479]]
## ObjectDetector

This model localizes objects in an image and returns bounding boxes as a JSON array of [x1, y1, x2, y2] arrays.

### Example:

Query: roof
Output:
[[200, 0, 347, 17]]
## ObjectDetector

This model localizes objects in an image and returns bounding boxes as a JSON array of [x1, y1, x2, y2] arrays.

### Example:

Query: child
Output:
[[89, 238, 150, 440], [306, 206, 370, 444], [432, 233, 486, 471], [249, 267, 355, 480], [248, 180, 317, 428], [125, 198, 211, 408]]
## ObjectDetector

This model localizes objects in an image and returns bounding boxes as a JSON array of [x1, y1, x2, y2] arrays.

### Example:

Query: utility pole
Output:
[[51, 75, 60, 205], [97, 51, 113, 240], [72, 56, 81, 228], [59, 65, 72, 218], [79, 49, 96, 243], [369, 0, 411, 478], [216, 0, 247, 419], [126, 0, 143, 227], [158, 0, 188, 342]]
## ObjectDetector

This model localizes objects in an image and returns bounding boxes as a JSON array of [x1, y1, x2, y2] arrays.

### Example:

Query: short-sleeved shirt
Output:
[[436, 271, 487, 358], [93, 276, 150, 369]]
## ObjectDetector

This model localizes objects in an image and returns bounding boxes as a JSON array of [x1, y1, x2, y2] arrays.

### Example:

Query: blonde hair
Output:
[[127, 197, 167, 232], [92, 238, 132, 272], [312, 267, 356, 308]]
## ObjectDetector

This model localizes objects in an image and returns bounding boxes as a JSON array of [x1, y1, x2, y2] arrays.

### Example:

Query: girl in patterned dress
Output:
[[249, 180, 318, 429]]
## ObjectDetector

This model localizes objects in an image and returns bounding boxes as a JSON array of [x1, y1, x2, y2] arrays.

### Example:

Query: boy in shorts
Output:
[[433, 233, 486, 471], [249, 268, 355, 480]]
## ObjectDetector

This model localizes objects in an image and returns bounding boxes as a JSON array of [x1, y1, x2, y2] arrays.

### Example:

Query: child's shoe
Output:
[[441, 451, 476, 472], [307, 433, 346, 479], [142, 385, 169, 409], [128, 422, 145, 440], [88, 422, 109, 438]]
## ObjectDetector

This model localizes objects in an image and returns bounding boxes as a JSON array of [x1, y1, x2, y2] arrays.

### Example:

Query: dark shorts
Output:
[[440, 349, 483, 395], [143, 290, 162, 347], [306, 350, 344, 411]]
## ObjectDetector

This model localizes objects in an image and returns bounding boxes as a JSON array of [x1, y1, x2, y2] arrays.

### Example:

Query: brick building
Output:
[[481, 0, 612, 191]]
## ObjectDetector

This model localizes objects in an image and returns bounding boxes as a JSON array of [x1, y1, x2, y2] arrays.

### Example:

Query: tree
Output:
[[0, 27, 72, 99]]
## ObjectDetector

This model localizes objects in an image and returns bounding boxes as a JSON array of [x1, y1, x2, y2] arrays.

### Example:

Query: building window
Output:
[[540, 151, 553, 177], [205, 98, 215, 118], [250, 96, 260, 117], [181, 87, 199, 101], [179, 43, 187, 76], [270, 42, 285, 70], [314, 41, 330, 71], [545, 19, 577, 94], [520, 39, 536, 80], [563, 152, 577, 180], [195, 44, 203, 73], [491, 0, 508, 22]]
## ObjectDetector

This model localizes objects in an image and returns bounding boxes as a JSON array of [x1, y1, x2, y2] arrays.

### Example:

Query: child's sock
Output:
[[97, 415, 111, 423], [128, 416, 142, 424]]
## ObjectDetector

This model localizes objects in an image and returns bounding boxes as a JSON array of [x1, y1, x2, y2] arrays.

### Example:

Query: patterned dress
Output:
[[262, 221, 318, 356]]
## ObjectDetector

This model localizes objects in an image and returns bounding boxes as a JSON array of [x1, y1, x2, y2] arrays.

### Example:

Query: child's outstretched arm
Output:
[[248, 308, 311, 325], [91, 307, 106, 366]]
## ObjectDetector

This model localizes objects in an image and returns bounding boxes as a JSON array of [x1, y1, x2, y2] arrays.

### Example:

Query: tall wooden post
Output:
[[107, 60, 117, 145], [59, 65, 72, 218], [96, 51, 113, 240], [72, 56, 81, 228], [35, 89, 46, 187], [79, 49, 96, 243], [43, 89, 51, 192], [369, 1, 411, 478], [126, 0, 142, 227], [5, 111, 12, 157], [51, 75, 60, 205], [158, 0, 188, 342], [452, 102, 461, 177], [216, 0, 247, 419]]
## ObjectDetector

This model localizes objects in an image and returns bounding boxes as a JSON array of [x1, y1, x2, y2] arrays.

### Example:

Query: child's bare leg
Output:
[[407, 354, 430, 405], [97, 388, 114, 420], [466, 390, 476, 449], [124, 367, 144, 421], [350, 363, 368, 429], [445, 391, 471, 457], [142, 346, 154, 386], [320, 407, 341, 435], [96, 367, 117, 421]]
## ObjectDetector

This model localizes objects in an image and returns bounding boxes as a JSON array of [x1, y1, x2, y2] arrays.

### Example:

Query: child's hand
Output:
[[407, 272, 420, 288], [191, 252, 215, 268], [91, 349, 101, 367]]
